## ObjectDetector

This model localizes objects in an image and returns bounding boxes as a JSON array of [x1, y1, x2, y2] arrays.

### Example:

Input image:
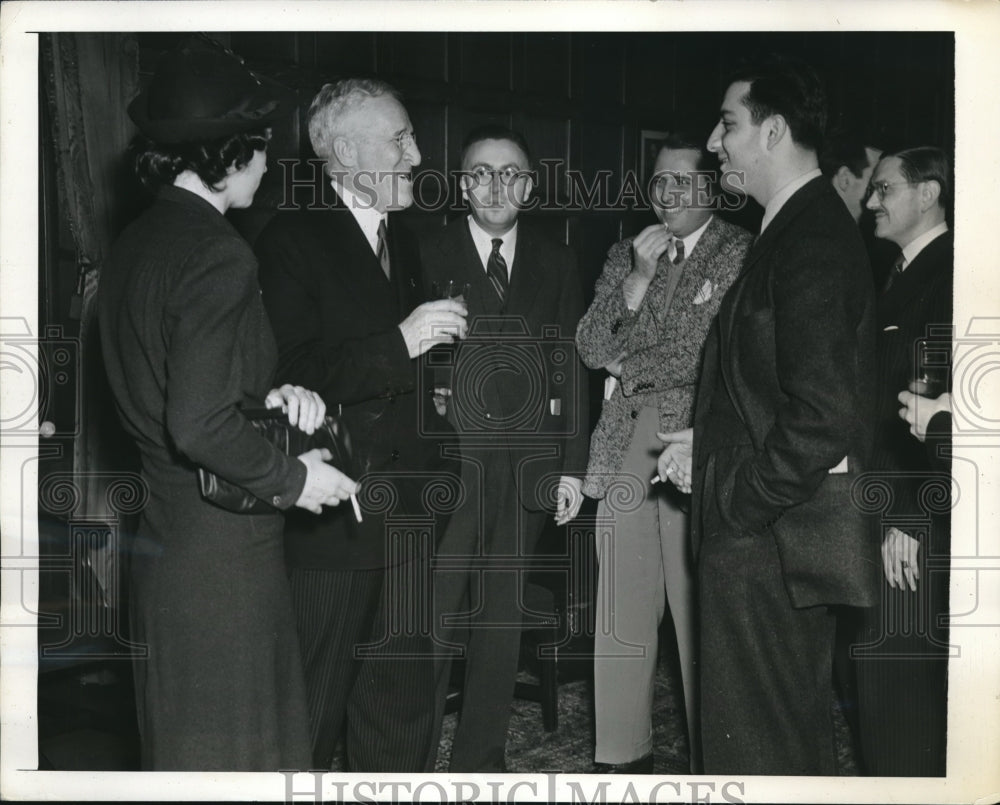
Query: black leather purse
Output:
[[198, 406, 354, 515]]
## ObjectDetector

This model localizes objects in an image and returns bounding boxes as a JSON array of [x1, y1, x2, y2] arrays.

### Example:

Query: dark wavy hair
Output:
[[728, 54, 827, 153], [819, 131, 876, 179], [131, 127, 271, 191]]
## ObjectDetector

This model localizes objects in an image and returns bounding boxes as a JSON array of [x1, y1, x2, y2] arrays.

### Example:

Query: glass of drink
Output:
[[914, 338, 949, 398], [432, 280, 470, 304]]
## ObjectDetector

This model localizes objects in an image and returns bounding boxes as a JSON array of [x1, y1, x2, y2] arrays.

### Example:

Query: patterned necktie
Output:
[[486, 238, 509, 303], [668, 236, 685, 266], [882, 252, 905, 294], [376, 218, 391, 281]]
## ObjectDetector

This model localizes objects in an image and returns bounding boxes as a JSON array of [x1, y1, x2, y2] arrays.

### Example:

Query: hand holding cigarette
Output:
[[653, 428, 694, 494]]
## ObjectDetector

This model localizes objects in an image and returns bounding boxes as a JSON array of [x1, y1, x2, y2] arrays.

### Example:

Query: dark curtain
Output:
[[40, 33, 140, 521]]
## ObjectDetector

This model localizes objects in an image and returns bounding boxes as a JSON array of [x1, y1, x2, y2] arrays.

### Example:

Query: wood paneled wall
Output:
[[131, 31, 954, 296]]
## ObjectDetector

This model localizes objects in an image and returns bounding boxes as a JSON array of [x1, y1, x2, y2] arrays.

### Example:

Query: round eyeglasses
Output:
[[867, 180, 911, 201], [390, 131, 417, 151], [467, 166, 528, 186]]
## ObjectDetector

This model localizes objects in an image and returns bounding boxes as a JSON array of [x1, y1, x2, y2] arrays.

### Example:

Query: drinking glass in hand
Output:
[[432, 280, 470, 304], [914, 338, 949, 398]]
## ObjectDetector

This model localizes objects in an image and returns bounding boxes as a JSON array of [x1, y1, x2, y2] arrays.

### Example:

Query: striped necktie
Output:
[[668, 236, 685, 265], [376, 218, 391, 281], [882, 252, 905, 294], [486, 238, 509, 303]]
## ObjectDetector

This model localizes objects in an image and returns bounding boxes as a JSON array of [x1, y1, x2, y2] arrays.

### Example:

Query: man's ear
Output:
[[835, 165, 854, 192], [518, 173, 535, 204], [332, 136, 356, 168], [458, 172, 472, 203], [919, 179, 942, 212], [763, 114, 788, 151]]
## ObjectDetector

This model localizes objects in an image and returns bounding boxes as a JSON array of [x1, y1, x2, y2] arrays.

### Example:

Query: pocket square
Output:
[[883, 325, 899, 332], [693, 279, 715, 305]]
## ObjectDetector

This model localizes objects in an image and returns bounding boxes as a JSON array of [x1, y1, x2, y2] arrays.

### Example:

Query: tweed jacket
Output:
[[576, 216, 752, 498]]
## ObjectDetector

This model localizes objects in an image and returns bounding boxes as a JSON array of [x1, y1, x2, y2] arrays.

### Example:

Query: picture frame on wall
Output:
[[639, 128, 669, 180]]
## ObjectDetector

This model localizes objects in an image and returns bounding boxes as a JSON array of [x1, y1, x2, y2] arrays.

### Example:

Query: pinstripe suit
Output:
[[256, 185, 454, 772]]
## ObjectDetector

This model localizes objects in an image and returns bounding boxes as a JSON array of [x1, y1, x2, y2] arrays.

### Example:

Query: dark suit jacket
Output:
[[255, 186, 451, 570], [419, 217, 589, 511], [872, 231, 953, 549], [692, 176, 880, 608], [100, 185, 306, 508]]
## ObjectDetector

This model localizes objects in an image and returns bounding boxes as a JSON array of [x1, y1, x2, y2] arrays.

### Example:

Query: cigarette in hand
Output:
[[650, 467, 675, 485], [350, 493, 363, 523]]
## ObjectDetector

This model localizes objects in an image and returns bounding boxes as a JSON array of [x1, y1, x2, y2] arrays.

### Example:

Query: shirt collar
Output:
[[676, 215, 713, 258], [760, 168, 823, 234], [333, 180, 387, 255], [900, 222, 949, 271], [467, 215, 518, 276]]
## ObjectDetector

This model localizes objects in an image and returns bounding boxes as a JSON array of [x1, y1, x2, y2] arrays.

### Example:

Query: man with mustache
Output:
[[856, 146, 953, 776], [256, 78, 467, 772]]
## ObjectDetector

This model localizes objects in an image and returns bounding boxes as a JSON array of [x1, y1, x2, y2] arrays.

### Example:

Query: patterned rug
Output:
[[435, 642, 860, 775]]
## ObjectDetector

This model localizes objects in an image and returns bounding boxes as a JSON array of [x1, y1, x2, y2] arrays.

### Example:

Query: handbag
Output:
[[198, 406, 355, 515]]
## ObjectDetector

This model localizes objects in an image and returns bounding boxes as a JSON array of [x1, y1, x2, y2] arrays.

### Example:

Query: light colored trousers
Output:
[[593, 405, 698, 767]]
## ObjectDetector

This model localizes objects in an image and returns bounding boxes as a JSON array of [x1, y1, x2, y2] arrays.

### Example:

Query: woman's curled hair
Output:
[[131, 128, 271, 191]]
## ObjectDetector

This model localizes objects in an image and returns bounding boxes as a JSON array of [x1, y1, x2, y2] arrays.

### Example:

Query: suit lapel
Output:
[[739, 177, 827, 275], [505, 226, 542, 316], [316, 193, 400, 320], [878, 232, 952, 323], [672, 217, 725, 309], [720, 176, 827, 350], [386, 214, 419, 313]]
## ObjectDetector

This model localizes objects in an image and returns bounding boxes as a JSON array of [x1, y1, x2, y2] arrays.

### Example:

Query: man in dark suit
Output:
[[419, 125, 589, 772], [819, 132, 882, 225], [255, 78, 467, 772], [819, 131, 898, 289], [657, 56, 878, 774], [855, 147, 953, 776]]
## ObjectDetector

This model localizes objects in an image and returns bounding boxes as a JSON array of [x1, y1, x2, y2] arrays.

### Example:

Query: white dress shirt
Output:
[[467, 216, 517, 278], [675, 214, 713, 256], [899, 221, 949, 271], [333, 181, 386, 256]]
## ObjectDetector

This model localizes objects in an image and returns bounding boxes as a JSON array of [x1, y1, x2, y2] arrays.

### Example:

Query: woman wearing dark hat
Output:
[[99, 36, 357, 771]]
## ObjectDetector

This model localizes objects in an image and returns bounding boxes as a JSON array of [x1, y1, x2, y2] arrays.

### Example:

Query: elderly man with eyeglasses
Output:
[[854, 146, 953, 777], [256, 78, 467, 773]]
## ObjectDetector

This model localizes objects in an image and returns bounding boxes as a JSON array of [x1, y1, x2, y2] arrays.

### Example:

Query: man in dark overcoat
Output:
[[658, 56, 879, 774]]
